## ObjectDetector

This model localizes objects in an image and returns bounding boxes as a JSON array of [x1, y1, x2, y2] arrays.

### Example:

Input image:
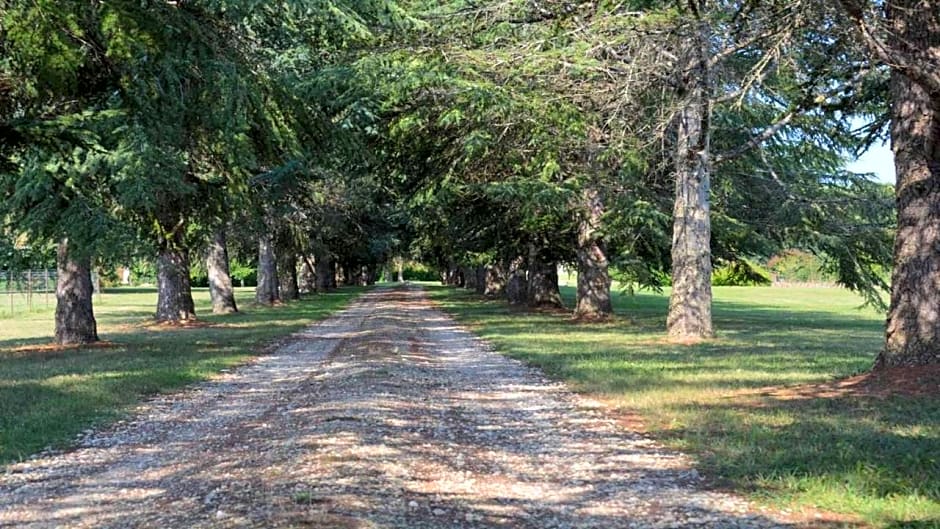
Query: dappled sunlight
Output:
[[427, 284, 939, 526], [0, 287, 365, 463], [0, 285, 841, 528]]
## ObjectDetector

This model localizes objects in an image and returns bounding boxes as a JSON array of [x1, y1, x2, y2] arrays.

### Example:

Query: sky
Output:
[[846, 140, 895, 184]]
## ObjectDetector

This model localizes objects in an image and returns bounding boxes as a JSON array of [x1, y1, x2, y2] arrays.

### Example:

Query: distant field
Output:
[[0, 286, 366, 463], [429, 284, 940, 529]]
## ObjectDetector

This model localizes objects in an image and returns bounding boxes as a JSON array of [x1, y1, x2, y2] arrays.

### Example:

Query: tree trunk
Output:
[[442, 260, 464, 286], [474, 266, 486, 295], [397, 260, 404, 282], [256, 232, 279, 305], [878, 2, 940, 367], [667, 23, 714, 341], [575, 188, 613, 319], [180, 250, 196, 316], [315, 252, 333, 292], [443, 266, 460, 286], [156, 244, 196, 322], [54, 239, 99, 345], [278, 250, 299, 301], [463, 266, 477, 291], [484, 262, 507, 298], [206, 228, 238, 314], [299, 256, 316, 294], [506, 256, 527, 306], [91, 268, 102, 296], [527, 245, 563, 308], [329, 260, 338, 288], [343, 263, 358, 286]]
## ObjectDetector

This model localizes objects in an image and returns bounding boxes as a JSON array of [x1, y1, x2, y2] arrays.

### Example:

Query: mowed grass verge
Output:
[[0, 286, 366, 464], [427, 284, 940, 529]]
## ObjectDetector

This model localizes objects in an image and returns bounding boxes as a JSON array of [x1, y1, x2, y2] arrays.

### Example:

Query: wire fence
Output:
[[1, 269, 57, 317]]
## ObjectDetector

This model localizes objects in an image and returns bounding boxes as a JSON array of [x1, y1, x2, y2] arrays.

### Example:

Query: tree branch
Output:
[[712, 110, 795, 165], [835, 0, 940, 96]]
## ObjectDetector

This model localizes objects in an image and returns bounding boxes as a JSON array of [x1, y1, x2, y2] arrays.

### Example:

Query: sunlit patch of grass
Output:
[[0, 286, 365, 464], [429, 284, 940, 528]]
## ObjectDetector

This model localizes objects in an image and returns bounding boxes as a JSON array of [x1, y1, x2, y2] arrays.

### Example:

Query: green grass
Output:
[[0, 290, 56, 319], [0, 286, 365, 464], [428, 284, 940, 529]]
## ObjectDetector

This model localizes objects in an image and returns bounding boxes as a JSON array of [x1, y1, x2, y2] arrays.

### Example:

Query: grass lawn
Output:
[[0, 286, 365, 464], [428, 284, 940, 529], [0, 290, 57, 319]]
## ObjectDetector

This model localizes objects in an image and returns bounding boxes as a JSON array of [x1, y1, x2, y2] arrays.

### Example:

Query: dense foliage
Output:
[[0, 0, 904, 346]]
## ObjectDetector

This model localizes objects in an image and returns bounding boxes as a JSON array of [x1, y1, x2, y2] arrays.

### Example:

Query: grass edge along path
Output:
[[0, 286, 368, 465], [426, 284, 940, 529]]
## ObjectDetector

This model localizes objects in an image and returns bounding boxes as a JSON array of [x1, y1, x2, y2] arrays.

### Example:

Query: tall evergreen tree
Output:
[[837, 0, 940, 367]]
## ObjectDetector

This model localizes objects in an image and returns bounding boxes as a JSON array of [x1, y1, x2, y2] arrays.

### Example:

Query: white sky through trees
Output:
[[847, 141, 895, 183]]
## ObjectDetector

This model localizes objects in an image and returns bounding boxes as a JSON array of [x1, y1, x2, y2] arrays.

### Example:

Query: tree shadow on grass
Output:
[[426, 285, 939, 526], [659, 390, 940, 524], [0, 288, 369, 464], [0, 288, 368, 351], [434, 285, 881, 341]]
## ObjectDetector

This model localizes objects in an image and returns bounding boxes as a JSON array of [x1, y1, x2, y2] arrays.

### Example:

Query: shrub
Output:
[[711, 259, 772, 286], [130, 260, 156, 285], [766, 249, 834, 283], [401, 261, 439, 281]]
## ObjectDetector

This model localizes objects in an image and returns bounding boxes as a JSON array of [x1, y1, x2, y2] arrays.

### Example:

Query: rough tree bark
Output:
[[54, 239, 99, 345], [575, 188, 613, 319], [278, 250, 299, 301], [667, 18, 714, 341], [397, 260, 404, 282], [256, 231, 279, 305], [877, 0, 940, 367], [206, 228, 238, 314], [484, 262, 507, 298], [156, 243, 196, 322], [527, 245, 563, 308], [506, 256, 528, 306]]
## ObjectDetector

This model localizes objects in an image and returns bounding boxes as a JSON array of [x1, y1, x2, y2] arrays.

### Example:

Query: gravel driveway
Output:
[[0, 286, 811, 528]]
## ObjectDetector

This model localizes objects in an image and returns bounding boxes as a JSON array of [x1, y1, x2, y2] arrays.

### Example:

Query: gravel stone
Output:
[[0, 286, 807, 528]]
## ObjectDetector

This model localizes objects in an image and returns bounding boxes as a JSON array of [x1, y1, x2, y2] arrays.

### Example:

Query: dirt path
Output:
[[1, 286, 807, 528]]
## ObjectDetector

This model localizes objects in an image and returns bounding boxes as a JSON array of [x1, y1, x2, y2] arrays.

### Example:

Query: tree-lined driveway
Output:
[[1, 286, 803, 528]]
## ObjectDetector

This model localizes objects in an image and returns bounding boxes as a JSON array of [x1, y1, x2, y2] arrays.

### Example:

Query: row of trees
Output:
[[0, 0, 407, 342], [1, 0, 937, 368], [361, 3, 893, 327], [359, 0, 932, 367]]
